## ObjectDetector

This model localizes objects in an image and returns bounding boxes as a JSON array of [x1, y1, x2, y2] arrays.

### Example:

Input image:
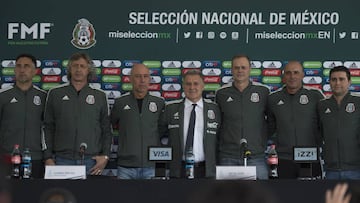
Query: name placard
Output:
[[148, 147, 172, 161], [216, 166, 257, 180], [44, 165, 86, 179], [293, 146, 318, 162]]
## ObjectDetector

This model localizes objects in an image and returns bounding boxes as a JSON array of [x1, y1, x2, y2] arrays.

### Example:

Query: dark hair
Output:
[[15, 53, 37, 67], [182, 69, 204, 82], [330, 66, 351, 81], [66, 52, 96, 82], [231, 54, 251, 67]]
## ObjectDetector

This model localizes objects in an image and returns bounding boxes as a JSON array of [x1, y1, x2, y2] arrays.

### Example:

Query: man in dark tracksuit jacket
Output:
[[159, 70, 221, 178], [215, 54, 270, 179], [0, 54, 46, 178], [111, 93, 164, 172], [267, 61, 325, 179], [318, 66, 360, 179], [111, 63, 165, 179], [44, 53, 112, 175], [267, 86, 324, 178]]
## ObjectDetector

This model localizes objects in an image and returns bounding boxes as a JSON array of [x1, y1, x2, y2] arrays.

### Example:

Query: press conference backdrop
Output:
[[1, 0, 360, 101]]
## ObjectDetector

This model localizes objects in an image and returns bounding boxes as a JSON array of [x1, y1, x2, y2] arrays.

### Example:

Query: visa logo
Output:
[[153, 151, 169, 157], [8, 23, 52, 39], [149, 147, 172, 161]]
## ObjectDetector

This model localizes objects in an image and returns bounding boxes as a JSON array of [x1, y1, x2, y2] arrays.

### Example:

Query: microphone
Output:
[[240, 138, 251, 158], [79, 143, 87, 165], [80, 143, 87, 154]]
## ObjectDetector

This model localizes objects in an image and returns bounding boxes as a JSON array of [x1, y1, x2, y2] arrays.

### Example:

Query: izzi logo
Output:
[[71, 18, 96, 49], [7, 22, 52, 45]]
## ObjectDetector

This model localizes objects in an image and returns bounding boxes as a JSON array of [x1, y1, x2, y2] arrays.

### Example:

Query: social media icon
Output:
[[196, 32, 203, 39], [184, 32, 191, 39], [351, 32, 359, 39], [231, 32, 239, 40], [208, 32, 215, 39], [339, 32, 346, 39], [219, 32, 227, 39]]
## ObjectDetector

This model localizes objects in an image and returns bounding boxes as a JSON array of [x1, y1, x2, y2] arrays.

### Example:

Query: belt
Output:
[[182, 161, 205, 168]]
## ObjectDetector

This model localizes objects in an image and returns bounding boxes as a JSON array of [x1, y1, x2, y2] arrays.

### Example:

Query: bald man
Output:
[[267, 61, 325, 179], [110, 64, 165, 179]]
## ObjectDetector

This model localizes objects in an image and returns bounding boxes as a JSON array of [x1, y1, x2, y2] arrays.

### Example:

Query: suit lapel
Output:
[[179, 99, 185, 154], [202, 100, 208, 143]]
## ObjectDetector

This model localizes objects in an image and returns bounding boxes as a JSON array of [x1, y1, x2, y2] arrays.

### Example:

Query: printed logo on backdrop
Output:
[[71, 18, 96, 49], [7, 22, 53, 45]]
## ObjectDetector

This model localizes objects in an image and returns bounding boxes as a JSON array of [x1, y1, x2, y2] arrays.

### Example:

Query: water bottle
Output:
[[267, 144, 279, 179], [21, 148, 32, 179], [11, 144, 21, 179], [185, 148, 195, 179]]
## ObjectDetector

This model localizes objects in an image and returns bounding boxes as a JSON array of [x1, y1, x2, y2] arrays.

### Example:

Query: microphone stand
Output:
[[80, 149, 85, 165], [243, 149, 251, 167]]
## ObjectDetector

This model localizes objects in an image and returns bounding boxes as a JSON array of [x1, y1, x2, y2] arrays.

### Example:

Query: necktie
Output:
[[185, 103, 197, 152]]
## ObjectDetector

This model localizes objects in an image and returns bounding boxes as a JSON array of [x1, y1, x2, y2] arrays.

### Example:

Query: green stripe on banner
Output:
[[222, 61, 232, 68], [32, 75, 41, 83], [350, 77, 360, 84], [102, 75, 121, 83], [143, 61, 161, 68], [122, 83, 132, 91], [204, 84, 221, 91], [323, 69, 330, 76], [250, 69, 261, 76], [2, 68, 14, 75], [162, 69, 181, 76], [262, 76, 281, 84], [303, 61, 322, 69], [42, 83, 60, 90]]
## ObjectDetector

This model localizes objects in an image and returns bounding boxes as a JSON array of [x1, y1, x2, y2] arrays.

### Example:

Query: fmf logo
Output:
[[8, 23, 52, 39]]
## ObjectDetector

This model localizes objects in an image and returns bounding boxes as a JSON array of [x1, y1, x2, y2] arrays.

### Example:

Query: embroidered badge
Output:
[[299, 95, 309, 105], [86, 95, 95, 104], [33, 96, 41, 106], [346, 103, 355, 113], [208, 110, 215, 119], [149, 102, 157, 112], [250, 93, 260, 102]]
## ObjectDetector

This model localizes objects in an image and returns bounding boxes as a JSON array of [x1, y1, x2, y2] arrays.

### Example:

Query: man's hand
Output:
[[326, 183, 352, 203], [44, 158, 55, 165], [90, 155, 109, 175]]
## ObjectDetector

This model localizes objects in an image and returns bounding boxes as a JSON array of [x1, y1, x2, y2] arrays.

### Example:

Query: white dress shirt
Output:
[[183, 98, 205, 162]]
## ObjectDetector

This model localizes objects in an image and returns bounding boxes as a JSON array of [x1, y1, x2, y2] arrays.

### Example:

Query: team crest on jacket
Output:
[[207, 110, 215, 119], [346, 103, 355, 113], [86, 95, 95, 104], [250, 93, 259, 102], [33, 96, 41, 106], [299, 95, 309, 105], [149, 102, 157, 112]]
